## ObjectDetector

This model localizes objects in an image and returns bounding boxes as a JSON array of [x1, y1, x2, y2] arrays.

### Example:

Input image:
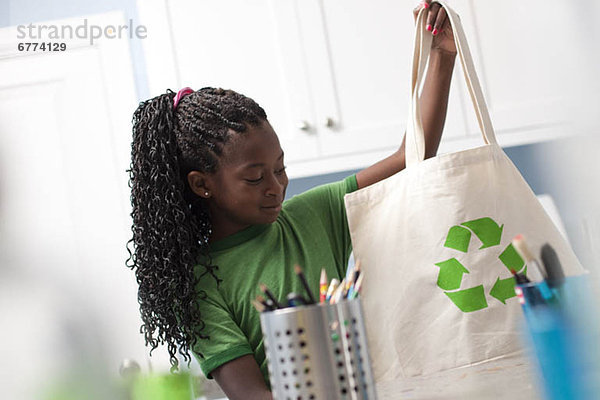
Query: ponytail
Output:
[[126, 87, 267, 368], [127, 90, 209, 368]]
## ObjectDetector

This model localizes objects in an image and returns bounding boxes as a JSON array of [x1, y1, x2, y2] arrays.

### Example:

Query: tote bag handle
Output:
[[406, 0, 498, 167]]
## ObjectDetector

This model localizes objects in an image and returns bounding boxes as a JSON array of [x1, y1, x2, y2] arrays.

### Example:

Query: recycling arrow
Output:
[[443, 226, 472, 253], [436, 216, 525, 313], [445, 285, 488, 312], [435, 258, 469, 290], [499, 243, 525, 272], [461, 217, 503, 249], [489, 276, 517, 304]]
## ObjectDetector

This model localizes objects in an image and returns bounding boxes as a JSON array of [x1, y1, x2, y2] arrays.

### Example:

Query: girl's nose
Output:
[[265, 173, 284, 197]]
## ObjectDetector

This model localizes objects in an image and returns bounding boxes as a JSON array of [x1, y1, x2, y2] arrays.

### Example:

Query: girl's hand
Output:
[[414, 1, 457, 55]]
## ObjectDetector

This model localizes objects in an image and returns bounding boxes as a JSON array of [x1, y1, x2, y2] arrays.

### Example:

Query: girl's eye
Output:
[[244, 166, 285, 184], [245, 177, 263, 184]]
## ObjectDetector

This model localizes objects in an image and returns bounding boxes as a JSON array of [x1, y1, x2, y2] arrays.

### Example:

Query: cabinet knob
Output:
[[324, 117, 336, 128], [297, 120, 311, 131]]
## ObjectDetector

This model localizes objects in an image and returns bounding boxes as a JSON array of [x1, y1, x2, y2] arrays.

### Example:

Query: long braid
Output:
[[126, 87, 267, 368]]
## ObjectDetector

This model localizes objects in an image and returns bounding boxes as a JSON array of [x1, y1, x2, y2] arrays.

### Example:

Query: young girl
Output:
[[127, 2, 456, 398]]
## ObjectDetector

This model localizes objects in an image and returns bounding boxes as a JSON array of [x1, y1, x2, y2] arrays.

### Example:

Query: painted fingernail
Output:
[[422, 2, 429, 8], [432, 28, 439, 35], [426, 24, 433, 31]]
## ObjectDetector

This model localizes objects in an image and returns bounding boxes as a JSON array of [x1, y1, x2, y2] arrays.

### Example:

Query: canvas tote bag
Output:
[[344, 1, 585, 382]]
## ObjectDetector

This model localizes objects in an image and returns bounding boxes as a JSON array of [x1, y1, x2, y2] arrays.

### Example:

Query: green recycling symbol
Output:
[[435, 217, 525, 312]]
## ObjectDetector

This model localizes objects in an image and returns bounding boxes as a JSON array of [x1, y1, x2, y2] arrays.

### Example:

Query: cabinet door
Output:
[[0, 12, 157, 370], [139, 0, 319, 164], [298, 0, 471, 160]]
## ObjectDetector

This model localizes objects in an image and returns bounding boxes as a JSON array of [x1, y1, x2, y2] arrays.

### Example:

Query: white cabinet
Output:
[[282, 0, 471, 164], [139, 0, 582, 178], [139, 0, 320, 166], [466, 0, 587, 143]]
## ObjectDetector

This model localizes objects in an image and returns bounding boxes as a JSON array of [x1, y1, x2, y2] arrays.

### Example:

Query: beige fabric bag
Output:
[[344, 1, 584, 381]]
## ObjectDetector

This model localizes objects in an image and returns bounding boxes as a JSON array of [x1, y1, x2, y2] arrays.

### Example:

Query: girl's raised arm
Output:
[[355, 1, 456, 190]]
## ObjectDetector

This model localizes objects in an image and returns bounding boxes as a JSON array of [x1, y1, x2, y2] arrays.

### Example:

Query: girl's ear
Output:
[[187, 171, 212, 198]]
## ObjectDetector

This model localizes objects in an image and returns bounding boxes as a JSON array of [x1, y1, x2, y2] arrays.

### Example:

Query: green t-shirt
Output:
[[192, 174, 358, 386]]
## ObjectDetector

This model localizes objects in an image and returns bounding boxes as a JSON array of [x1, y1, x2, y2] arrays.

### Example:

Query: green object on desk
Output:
[[131, 372, 193, 400]]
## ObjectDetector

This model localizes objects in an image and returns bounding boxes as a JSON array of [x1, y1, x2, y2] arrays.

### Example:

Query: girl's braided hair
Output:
[[126, 87, 267, 368]]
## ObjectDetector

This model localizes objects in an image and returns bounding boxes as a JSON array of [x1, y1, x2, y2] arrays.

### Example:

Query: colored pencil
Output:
[[252, 299, 266, 312], [256, 295, 268, 307], [331, 278, 346, 304], [325, 278, 339, 302], [259, 283, 283, 309], [348, 273, 364, 300], [256, 295, 275, 311], [344, 268, 354, 298], [319, 269, 328, 303], [346, 260, 361, 297], [294, 264, 317, 304], [512, 234, 545, 280]]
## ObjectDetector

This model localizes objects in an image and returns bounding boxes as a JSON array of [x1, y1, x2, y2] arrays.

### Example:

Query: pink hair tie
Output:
[[173, 87, 194, 109]]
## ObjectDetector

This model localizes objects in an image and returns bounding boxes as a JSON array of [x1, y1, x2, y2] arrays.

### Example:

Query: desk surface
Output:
[[376, 353, 541, 400]]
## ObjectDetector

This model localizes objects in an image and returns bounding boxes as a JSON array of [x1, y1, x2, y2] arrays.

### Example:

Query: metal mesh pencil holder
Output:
[[260, 298, 378, 400]]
